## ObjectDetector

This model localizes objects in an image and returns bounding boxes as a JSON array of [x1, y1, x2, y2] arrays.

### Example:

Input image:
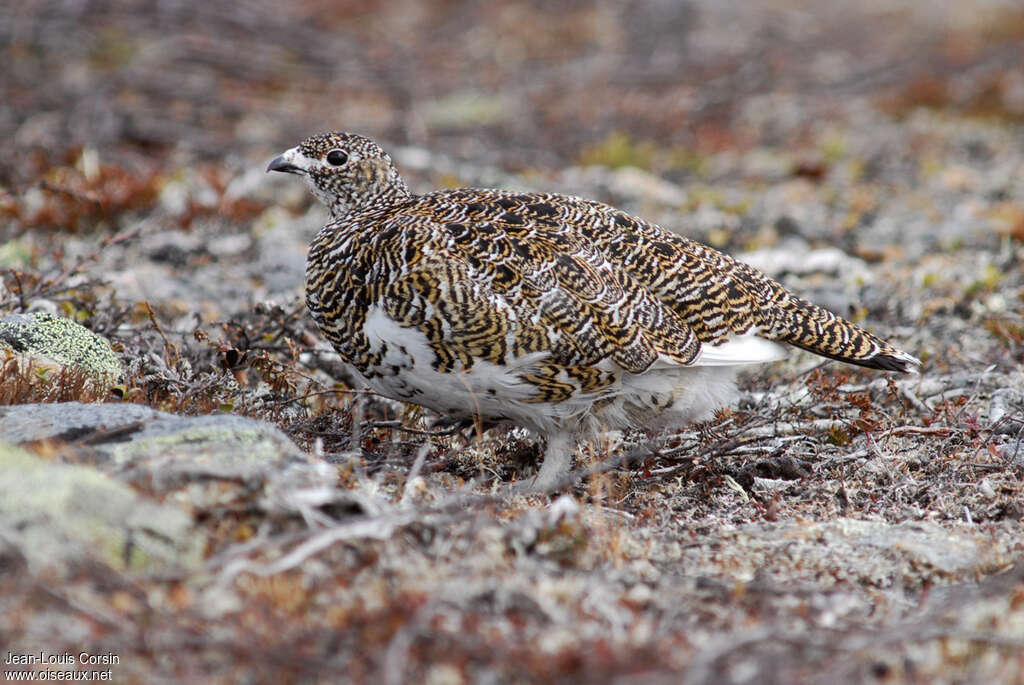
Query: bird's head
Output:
[[266, 131, 410, 220]]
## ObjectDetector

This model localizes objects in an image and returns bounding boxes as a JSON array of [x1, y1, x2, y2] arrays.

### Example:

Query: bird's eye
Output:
[[326, 149, 348, 166]]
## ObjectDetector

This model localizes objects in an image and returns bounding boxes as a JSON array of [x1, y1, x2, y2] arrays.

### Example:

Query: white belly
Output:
[[358, 305, 763, 438]]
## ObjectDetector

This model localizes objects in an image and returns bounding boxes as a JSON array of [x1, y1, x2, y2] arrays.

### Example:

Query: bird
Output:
[[267, 131, 920, 489]]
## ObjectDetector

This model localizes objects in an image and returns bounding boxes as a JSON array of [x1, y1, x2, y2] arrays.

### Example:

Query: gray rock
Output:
[[422, 91, 515, 129], [989, 387, 1024, 434], [0, 402, 335, 510], [0, 440, 200, 574], [827, 518, 986, 576], [997, 440, 1024, 467], [678, 517, 1000, 592], [0, 401, 161, 443], [738, 242, 870, 282]]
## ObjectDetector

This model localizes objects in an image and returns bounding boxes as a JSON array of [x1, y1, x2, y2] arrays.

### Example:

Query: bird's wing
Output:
[[364, 194, 712, 388], [364, 186, 916, 393], [586, 206, 920, 372], [430, 189, 918, 373]]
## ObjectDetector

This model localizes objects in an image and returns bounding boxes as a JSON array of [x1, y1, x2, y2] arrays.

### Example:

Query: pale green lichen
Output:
[[0, 441, 202, 573], [578, 131, 657, 170], [108, 419, 305, 470], [0, 312, 123, 382]]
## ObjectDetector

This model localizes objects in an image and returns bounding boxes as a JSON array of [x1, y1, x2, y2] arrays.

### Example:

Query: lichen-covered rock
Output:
[[0, 402, 336, 511], [0, 440, 201, 574], [0, 312, 124, 385]]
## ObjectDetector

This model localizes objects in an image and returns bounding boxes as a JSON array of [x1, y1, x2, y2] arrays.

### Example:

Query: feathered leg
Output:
[[532, 431, 576, 491]]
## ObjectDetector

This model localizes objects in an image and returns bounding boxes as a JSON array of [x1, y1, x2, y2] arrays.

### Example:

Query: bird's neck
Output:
[[326, 161, 413, 221]]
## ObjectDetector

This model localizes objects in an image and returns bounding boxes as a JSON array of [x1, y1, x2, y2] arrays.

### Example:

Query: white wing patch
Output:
[[692, 333, 789, 367]]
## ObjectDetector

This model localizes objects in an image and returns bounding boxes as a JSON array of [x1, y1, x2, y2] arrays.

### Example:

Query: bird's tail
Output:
[[767, 291, 920, 373]]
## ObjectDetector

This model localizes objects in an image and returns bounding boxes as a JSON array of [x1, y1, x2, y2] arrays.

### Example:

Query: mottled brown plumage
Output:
[[268, 131, 920, 488]]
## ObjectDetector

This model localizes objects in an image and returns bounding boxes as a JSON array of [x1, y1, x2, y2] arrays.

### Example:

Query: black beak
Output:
[[266, 155, 302, 174]]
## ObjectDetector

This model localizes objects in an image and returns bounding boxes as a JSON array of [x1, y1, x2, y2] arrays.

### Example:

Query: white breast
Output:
[[360, 306, 577, 432]]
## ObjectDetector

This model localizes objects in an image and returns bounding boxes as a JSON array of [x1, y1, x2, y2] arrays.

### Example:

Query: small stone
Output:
[[989, 387, 1023, 433], [607, 166, 688, 206]]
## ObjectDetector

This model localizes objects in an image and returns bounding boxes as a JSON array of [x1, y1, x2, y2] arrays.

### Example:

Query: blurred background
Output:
[[3, 0, 1022, 174]]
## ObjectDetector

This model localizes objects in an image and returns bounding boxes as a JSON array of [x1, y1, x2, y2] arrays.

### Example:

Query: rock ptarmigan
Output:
[[268, 131, 920, 489]]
